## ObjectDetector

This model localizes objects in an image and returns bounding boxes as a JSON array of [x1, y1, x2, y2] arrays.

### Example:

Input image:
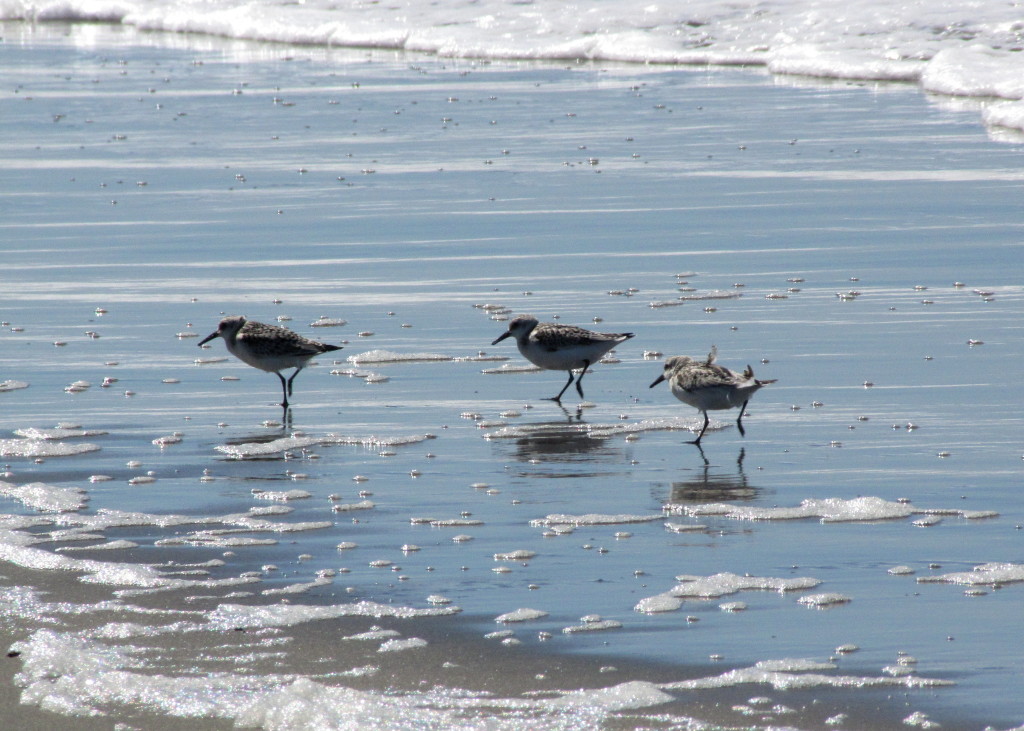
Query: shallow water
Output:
[[2, 22, 1024, 730]]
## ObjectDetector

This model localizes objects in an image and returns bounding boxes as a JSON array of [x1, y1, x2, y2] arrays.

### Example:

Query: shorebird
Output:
[[198, 316, 342, 408], [650, 346, 776, 444], [491, 315, 634, 402]]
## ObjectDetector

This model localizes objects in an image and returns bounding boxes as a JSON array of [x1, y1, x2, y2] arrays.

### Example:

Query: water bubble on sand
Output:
[[634, 594, 683, 613], [0, 482, 88, 512], [531, 513, 662, 527], [378, 638, 429, 653], [331, 500, 374, 513], [343, 628, 400, 642], [636, 573, 821, 614], [309, 317, 347, 327], [496, 608, 549, 623], [484, 629, 514, 640], [480, 362, 544, 376], [662, 660, 952, 692], [797, 593, 851, 608], [883, 664, 914, 677], [349, 350, 451, 363], [0, 439, 102, 459], [152, 435, 182, 446], [251, 489, 312, 501], [431, 518, 483, 527], [917, 562, 1024, 587], [15, 427, 107, 440], [668, 496, 918, 522], [664, 522, 707, 533], [562, 619, 622, 634], [903, 711, 940, 728]]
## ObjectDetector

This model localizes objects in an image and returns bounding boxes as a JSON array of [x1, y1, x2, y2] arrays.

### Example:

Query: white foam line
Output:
[[666, 497, 998, 523]]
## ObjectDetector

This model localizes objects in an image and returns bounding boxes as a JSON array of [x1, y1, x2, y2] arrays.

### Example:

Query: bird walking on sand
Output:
[[491, 315, 634, 402], [198, 316, 342, 408], [649, 346, 776, 444]]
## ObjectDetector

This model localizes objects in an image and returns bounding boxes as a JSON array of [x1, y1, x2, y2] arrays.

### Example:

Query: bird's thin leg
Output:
[[548, 370, 576, 402], [276, 373, 290, 408], [573, 360, 591, 398], [688, 411, 710, 445], [736, 400, 749, 437], [286, 368, 303, 398]]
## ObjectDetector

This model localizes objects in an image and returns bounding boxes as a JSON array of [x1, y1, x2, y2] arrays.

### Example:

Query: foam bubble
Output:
[[378, 637, 428, 652], [666, 496, 991, 523], [634, 594, 683, 614], [984, 101, 1024, 133], [635, 573, 821, 613], [251, 489, 312, 501], [662, 663, 953, 691], [206, 600, 461, 630], [495, 608, 548, 623], [217, 432, 433, 458], [797, 593, 852, 608], [0, 439, 101, 458], [59, 540, 138, 551], [917, 562, 1024, 587], [0, 481, 88, 512], [14, 427, 107, 439], [562, 619, 622, 633], [531, 513, 662, 527], [485, 417, 698, 441], [343, 628, 401, 641], [261, 576, 333, 596], [921, 46, 1024, 101], [348, 350, 451, 363]]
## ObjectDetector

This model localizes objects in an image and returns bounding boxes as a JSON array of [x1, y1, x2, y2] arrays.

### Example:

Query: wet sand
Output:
[[2, 19, 1024, 730]]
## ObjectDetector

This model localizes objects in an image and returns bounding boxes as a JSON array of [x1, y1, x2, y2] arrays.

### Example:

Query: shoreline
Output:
[[2, 18, 1023, 730]]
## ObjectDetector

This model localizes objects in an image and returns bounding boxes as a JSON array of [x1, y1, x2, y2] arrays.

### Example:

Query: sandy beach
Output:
[[2, 19, 1024, 730]]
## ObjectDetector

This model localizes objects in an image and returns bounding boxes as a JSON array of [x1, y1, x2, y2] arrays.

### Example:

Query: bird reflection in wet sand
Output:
[[484, 408, 628, 467], [650, 346, 776, 445], [491, 315, 634, 402], [514, 412, 615, 464], [198, 316, 342, 409], [667, 448, 759, 505]]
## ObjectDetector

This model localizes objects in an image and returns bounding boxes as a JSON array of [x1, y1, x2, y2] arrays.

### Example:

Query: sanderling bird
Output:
[[491, 315, 634, 402], [198, 316, 342, 408], [649, 346, 776, 444]]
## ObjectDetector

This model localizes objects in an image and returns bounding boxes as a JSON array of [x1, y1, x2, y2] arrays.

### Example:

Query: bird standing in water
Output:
[[198, 316, 342, 408], [491, 315, 634, 402], [650, 346, 775, 444]]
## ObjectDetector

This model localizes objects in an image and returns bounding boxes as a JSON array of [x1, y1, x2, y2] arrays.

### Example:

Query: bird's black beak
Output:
[[491, 331, 512, 346], [197, 331, 219, 347], [649, 373, 665, 389]]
